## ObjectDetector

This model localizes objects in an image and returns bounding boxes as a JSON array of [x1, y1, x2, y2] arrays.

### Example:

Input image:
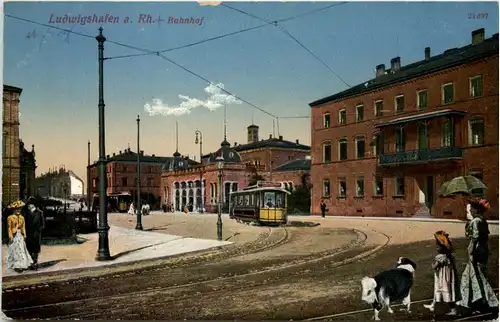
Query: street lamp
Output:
[[195, 130, 203, 214], [216, 155, 224, 241], [63, 182, 68, 214], [136, 115, 143, 230], [95, 27, 112, 261]]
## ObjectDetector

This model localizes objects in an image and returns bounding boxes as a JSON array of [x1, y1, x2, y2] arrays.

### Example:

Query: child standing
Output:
[[424, 230, 460, 315]]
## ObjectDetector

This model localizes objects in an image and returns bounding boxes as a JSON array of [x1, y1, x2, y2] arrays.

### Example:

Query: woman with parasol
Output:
[[6, 200, 33, 272], [438, 176, 498, 311]]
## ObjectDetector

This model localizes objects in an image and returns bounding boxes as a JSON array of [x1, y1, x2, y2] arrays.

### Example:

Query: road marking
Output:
[[306, 289, 499, 321]]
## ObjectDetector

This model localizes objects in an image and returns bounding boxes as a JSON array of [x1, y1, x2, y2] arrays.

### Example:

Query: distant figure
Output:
[[171, 203, 174, 212], [320, 200, 327, 218], [128, 203, 135, 215], [24, 202, 45, 271], [142, 204, 150, 216], [183, 205, 188, 214], [162, 204, 167, 213]]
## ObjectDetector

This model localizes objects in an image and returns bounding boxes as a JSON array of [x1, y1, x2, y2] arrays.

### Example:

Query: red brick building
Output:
[[88, 148, 196, 207], [309, 28, 498, 220], [161, 124, 311, 213]]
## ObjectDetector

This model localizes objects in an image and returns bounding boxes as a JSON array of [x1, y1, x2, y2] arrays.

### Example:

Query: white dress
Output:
[[6, 230, 33, 270], [432, 253, 457, 303]]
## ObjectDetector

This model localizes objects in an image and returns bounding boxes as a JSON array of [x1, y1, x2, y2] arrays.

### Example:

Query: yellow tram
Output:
[[229, 182, 290, 225]]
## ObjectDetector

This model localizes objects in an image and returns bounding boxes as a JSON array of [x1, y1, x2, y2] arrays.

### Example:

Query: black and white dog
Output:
[[361, 257, 417, 320]]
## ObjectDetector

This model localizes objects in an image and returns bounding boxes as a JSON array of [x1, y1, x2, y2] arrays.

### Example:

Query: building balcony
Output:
[[379, 146, 464, 166]]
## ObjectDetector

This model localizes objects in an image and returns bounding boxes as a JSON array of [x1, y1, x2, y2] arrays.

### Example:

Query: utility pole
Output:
[[136, 115, 143, 230], [95, 27, 112, 261], [87, 140, 91, 210]]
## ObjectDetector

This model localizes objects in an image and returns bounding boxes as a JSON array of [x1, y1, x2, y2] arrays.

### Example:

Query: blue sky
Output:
[[3, 1, 499, 184]]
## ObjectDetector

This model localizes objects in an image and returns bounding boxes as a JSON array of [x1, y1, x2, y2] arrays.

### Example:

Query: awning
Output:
[[374, 109, 466, 129]]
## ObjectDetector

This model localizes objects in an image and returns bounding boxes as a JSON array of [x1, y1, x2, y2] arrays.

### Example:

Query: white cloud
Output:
[[198, 1, 222, 6], [144, 83, 242, 116]]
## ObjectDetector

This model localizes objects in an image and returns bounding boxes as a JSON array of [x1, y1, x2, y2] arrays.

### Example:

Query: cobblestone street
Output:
[[2, 215, 498, 320]]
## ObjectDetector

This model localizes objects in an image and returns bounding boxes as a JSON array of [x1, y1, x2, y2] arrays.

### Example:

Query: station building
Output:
[[160, 124, 311, 213], [309, 28, 498, 220]]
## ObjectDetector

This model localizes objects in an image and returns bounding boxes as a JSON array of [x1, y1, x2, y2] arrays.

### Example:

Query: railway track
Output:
[[2, 226, 288, 291], [3, 228, 392, 320]]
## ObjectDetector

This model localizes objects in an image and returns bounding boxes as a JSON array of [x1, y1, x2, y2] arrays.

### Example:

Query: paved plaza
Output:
[[2, 214, 499, 320]]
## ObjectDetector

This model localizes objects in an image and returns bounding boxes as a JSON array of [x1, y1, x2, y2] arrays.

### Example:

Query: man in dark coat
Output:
[[24, 202, 45, 270], [320, 200, 327, 218]]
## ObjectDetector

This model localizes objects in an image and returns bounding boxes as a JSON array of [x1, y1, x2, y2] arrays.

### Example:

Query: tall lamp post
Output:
[[216, 155, 224, 241], [135, 115, 143, 230], [194, 130, 203, 213], [63, 182, 68, 214], [87, 140, 91, 210], [95, 27, 112, 261]]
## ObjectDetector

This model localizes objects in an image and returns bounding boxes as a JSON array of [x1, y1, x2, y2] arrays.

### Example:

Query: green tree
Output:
[[287, 174, 311, 214]]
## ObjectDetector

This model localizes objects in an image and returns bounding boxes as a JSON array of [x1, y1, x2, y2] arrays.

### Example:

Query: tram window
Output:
[[244, 195, 249, 205], [238, 196, 244, 205], [276, 194, 283, 208], [249, 194, 253, 206], [264, 191, 276, 208]]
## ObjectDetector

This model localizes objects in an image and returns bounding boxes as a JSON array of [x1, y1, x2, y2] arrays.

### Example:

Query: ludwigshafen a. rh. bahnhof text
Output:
[[48, 14, 205, 25]]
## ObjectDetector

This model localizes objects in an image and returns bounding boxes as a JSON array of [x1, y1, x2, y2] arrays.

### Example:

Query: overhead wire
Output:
[[220, 3, 351, 88]]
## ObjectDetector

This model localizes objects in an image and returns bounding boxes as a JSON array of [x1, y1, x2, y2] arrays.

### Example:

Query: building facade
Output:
[[310, 28, 498, 220], [87, 148, 191, 207], [35, 167, 84, 199], [2, 85, 38, 206], [161, 124, 311, 213]]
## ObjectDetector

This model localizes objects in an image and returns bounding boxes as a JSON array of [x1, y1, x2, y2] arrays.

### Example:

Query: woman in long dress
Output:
[[6, 200, 33, 272], [456, 198, 498, 310]]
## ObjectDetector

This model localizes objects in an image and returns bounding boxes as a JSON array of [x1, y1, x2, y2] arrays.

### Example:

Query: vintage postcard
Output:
[[1, 1, 498, 320]]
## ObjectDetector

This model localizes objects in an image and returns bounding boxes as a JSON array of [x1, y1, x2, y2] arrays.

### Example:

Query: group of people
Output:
[[127, 202, 150, 216], [424, 197, 498, 315], [5, 199, 45, 273]]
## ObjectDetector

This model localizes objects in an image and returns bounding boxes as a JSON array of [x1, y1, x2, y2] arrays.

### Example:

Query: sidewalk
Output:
[[1, 225, 231, 278]]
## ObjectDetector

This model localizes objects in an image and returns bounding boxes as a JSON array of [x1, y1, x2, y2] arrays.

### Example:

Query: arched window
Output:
[[338, 138, 348, 161]]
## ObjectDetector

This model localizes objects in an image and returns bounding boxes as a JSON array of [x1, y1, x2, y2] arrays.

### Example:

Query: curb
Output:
[[290, 215, 500, 225]]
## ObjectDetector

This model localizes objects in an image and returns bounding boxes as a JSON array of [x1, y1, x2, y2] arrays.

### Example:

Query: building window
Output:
[[323, 113, 331, 128], [468, 118, 484, 146], [374, 100, 383, 117], [356, 105, 364, 122], [442, 83, 454, 104], [356, 177, 364, 197], [469, 169, 485, 197], [395, 175, 405, 196], [121, 177, 127, 186], [373, 176, 383, 196], [442, 118, 454, 147], [395, 95, 405, 113], [396, 127, 406, 152], [355, 136, 365, 159], [322, 141, 332, 163], [338, 138, 348, 161], [323, 179, 331, 198], [338, 177, 346, 198], [417, 90, 428, 109], [92, 179, 96, 188], [339, 109, 347, 125], [470, 75, 483, 98], [373, 133, 384, 156]]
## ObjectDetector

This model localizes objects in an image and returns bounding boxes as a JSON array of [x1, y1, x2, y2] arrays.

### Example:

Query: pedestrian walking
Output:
[[423, 230, 460, 316], [456, 198, 498, 311], [6, 200, 33, 273], [320, 200, 327, 218], [128, 203, 135, 215], [24, 201, 45, 271]]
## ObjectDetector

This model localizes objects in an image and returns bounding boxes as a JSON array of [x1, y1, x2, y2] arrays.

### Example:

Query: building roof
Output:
[[89, 149, 198, 168], [273, 159, 311, 172], [232, 137, 311, 153], [208, 140, 242, 163], [309, 33, 499, 107], [3, 85, 23, 94], [162, 153, 194, 172]]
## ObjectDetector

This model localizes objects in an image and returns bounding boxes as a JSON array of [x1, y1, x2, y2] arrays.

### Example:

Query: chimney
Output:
[[472, 28, 485, 45], [119, 150, 122, 154], [296, 139, 299, 144], [425, 47, 431, 60], [376, 64, 386, 77], [152, 154, 155, 157], [106, 155, 110, 159], [269, 134, 272, 139], [140, 150, 144, 155], [234, 142, 238, 147], [279, 135, 283, 140], [112, 153, 116, 156], [390, 57, 401, 72]]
